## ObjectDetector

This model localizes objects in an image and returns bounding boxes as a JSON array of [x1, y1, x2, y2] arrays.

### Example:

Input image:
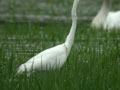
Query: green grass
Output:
[[0, 22, 120, 90], [1, 0, 120, 23]]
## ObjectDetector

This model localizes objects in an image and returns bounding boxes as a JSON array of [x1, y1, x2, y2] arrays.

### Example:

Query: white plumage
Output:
[[17, 44, 67, 73], [91, 0, 120, 29], [17, 0, 79, 75], [104, 11, 120, 29]]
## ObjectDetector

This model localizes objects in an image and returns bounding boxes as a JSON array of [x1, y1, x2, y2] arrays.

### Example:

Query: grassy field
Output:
[[0, 21, 120, 90], [0, 0, 120, 23]]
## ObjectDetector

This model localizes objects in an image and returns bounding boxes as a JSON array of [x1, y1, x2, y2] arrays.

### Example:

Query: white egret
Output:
[[91, 0, 120, 29], [17, 0, 79, 75]]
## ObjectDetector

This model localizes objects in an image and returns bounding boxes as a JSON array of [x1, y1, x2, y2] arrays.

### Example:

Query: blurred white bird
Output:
[[91, 0, 120, 29], [17, 0, 79, 75]]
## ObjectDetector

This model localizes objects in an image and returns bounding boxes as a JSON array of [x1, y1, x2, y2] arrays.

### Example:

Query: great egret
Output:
[[91, 0, 120, 29], [17, 0, 79, 75]]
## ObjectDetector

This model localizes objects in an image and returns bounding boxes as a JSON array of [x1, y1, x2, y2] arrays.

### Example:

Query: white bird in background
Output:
[[17, 0, 79, 75], [91, 0, 120, 29]]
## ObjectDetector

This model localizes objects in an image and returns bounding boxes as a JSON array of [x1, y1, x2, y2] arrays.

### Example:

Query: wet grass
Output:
[[0, 22, 120, 90]]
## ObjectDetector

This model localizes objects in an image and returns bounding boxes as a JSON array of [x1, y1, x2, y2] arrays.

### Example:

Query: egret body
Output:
[[91, 0, 120, 29], [17, 0, 79, 75]]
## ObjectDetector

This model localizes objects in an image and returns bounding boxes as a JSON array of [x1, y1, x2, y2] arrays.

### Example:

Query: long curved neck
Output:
[[98, 0, 111, 18], [92, 0, 111, 27], [65, 0, 79, 54]]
